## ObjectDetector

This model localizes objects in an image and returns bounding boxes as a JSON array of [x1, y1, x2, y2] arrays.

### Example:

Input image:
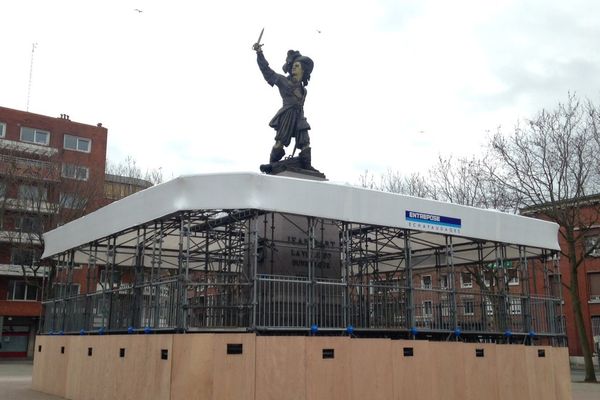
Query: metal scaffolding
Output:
[[42, 208, 565, 345]]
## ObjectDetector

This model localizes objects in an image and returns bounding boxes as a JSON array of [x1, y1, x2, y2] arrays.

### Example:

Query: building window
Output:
[[585, 236, 600, 257], [10, 248, 39, 266], [463, 296, 475, 315], [62, 164, 89, 181], [485, 299, 494, 315], [423, 300, 433, 317], [15, 216, 42, 233], [592, 316, 600, 338], [100, 269, 121, 287], [0, 122, 6, 137], [63, 134, 91, 153], [7, 280, 39, 301], [549, 274, 562, 298], [60, 192, 87, 209], [460, 272, 473, 288], [18, 185, 48, 201], [507, 268, 519, 286], [589, 273, 600, 302], [0, 181, 6, 198], [440, 274, 448, 289], [421, 275, 432, 289], [509, 297, 522, 315], [441, 298, 450, 317], [20, 127, 50, 146], [54, 283, 80, 297], [385, 277, 402, 293]]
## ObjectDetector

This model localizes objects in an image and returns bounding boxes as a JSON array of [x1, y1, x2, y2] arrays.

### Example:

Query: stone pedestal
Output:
[[259, 156, 326, 180]]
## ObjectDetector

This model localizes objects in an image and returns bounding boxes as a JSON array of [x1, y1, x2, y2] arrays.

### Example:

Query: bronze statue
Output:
[[253, 33, 314, 170]]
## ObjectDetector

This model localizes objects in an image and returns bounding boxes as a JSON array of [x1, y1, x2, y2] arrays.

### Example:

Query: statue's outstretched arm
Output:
[[256, 52, 278, 87]]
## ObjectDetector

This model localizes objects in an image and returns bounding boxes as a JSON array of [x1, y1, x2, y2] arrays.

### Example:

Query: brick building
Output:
[[0, 106, 107, 358], [557, 216, 600, 359], [522, 199, 600, 362]]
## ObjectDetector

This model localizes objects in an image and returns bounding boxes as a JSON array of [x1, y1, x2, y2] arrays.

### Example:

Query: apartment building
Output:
[[0, 106, 107, 358], [522, 198, 600, 360]]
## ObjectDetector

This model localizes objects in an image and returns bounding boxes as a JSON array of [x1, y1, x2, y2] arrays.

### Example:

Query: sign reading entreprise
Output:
[[405, 210, 462, 233]]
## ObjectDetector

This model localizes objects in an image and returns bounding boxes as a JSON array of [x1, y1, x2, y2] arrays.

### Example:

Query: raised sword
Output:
[[252, 27, 264, 51]]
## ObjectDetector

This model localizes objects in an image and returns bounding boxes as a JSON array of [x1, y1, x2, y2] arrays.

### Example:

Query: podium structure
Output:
[[33, 172, 571, 400]]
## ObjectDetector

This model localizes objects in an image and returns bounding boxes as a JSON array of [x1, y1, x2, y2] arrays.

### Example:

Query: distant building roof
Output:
[[105, 173, 152, 189]]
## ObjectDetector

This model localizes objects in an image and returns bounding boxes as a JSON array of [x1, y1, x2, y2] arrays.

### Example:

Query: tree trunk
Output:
[[568, 241, 597, 382]]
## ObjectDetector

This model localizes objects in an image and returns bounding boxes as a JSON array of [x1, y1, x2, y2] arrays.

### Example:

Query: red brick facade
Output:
[[0, 106, 108, 358]]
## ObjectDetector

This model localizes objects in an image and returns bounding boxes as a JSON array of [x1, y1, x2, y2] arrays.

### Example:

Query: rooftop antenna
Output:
[[26, 42, 38, 112]]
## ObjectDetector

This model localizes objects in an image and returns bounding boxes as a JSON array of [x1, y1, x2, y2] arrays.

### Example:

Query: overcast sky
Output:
[[1, 0, 599, 184]]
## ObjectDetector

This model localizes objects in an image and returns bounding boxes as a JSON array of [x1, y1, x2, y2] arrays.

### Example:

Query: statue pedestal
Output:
[[259, 157, 326, 180]]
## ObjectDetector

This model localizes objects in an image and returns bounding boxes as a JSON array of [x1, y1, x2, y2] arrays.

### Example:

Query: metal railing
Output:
[[42, 274, 565, 337]]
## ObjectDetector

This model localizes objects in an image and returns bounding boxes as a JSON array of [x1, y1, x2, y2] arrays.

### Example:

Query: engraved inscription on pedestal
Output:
[[253, 213, 341, 279]]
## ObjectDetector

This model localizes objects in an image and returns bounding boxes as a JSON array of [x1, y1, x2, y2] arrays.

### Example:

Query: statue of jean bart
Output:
[[253, 35, 315, 172]]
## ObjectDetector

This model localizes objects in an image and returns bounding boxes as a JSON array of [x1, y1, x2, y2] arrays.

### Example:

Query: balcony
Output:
[[0, 154, 60, 182], [0, 138, 58, 158], [0, 230, 43, 245], [0, 198, 59, 214], [0, 264, 49, 278]]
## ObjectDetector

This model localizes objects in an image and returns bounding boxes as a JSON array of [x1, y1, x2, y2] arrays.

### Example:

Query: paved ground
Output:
[[1, 360, 599, 399], [570, 368, 600, 400], [0, 361, 62, 400]]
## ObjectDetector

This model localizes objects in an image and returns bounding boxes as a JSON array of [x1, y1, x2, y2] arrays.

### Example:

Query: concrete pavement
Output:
[[571, 368, 600, 400], [0, 361, 63, 400]]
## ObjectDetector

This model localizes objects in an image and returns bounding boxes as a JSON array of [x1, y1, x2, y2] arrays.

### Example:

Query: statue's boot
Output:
[[270, 147, 285, 163], [299, 147, 312, 169]]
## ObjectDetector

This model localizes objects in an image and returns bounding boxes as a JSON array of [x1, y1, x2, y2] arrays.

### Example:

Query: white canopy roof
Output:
[[42, 172, 560, 258]]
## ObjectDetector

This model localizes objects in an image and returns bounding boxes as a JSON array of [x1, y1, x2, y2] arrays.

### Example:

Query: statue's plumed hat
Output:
[[282, 50, 314, 76]]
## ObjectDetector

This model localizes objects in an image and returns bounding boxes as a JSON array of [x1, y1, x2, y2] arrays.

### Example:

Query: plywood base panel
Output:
[[463, 343, 499, 400], [526, 346, 557, 400], [350, 338, 393, 400], [552, 347, 572, 400], [305, 337, 351, 400], [392, 340, 434, 400], [31, 335, 69, 398], [32, 334, 573, 400], [256, 336, 306, 400], [495, 344, 530, 400]]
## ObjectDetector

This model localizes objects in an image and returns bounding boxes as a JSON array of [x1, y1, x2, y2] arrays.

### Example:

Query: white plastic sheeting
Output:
[[42, 172, 560, 258]]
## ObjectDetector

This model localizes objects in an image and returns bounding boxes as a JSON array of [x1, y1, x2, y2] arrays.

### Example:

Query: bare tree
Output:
[[359, 169, 433, 198], [429, 155, 514, 211], [359, 156, 515, 211], [491, 93, 599, 382], [0, 147, 104, 299], [106, 155, 163, 185]]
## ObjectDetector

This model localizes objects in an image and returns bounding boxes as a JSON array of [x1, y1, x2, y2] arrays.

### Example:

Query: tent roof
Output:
[[42, 172, 560, 258]]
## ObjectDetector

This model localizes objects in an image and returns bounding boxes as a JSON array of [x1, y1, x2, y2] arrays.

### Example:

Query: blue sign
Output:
[[405, 211, 462, 229]]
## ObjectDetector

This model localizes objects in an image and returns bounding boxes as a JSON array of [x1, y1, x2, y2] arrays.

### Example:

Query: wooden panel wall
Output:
[[526, 346, 557, 400], [31, 335, 69, 398], [463, 343, 499, 400], [211, 334, 256, 400], [31, 335, 48, 392], [496, 344, 530, 400], [349, 338, 393, 400], [552, 347, 572, 400], [391, 340, 434, 400], [65, 335, 116, 400], [120, 335, 173, 400], [171, 334, 216, 400], [429, 341, 466, 400], [32, 335, 574, 400], [255, 336, 306, 400], [305, 337, 351, 400], [171, 334, 256, 400]]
